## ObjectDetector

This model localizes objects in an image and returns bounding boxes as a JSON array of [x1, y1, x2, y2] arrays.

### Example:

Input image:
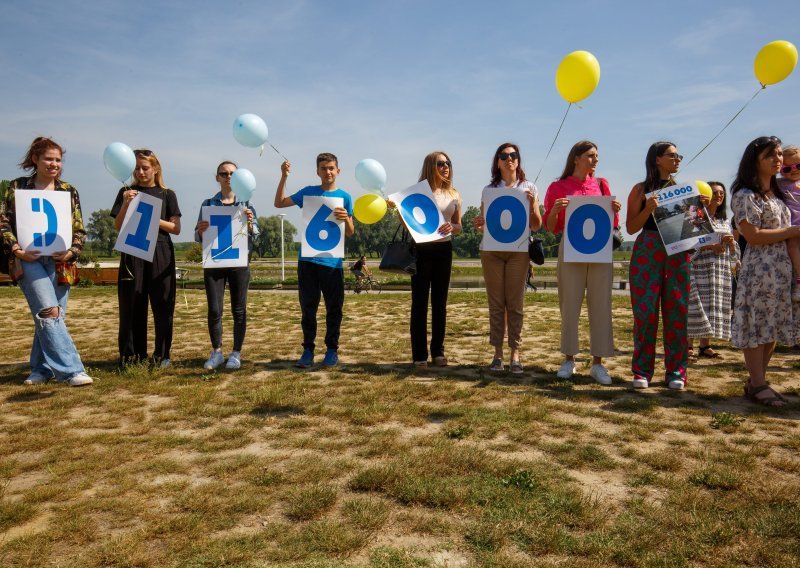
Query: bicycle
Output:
[[347, 275, 382, 294]]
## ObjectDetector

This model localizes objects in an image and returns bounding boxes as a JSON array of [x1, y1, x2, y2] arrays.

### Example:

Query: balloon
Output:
[[754, 40, 798, 86], [103, 142, 136, 183], [355, 158, 387, 191], [233, 114, 269, 148], [555, 50, 601, 104], [696, 180, 713, 199], [353, 194, 387, 224], [230, 168, 256, 202]]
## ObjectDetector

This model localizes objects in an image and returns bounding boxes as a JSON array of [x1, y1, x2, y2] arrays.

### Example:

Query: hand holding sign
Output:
[[14, 190, 72, 256], [301, 196, 345, 259], [114, 191, 162, 262], [201, 206, 248, 268]]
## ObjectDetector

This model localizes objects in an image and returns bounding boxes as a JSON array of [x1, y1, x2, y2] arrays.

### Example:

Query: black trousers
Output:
[[117, 240, 176, 363], [204, 266, 250, 352], [410, 240, 452, 362], [298, 261, 344, 351]]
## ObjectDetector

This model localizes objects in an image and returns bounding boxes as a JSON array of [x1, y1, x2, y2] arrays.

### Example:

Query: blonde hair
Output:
[[418, 151, 460, 203], [783, 145, 800, 160], [133, 149, 167, 188]]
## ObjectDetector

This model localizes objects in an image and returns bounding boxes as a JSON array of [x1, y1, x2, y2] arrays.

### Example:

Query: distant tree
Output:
[[452, 206, 481, 258], [255, 215, 297, 258], [185, 242, 203, 263], [86, 209, 117, 256], [347, 210, 400, 258]]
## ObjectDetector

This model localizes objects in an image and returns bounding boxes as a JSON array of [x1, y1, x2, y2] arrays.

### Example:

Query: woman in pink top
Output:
[[544, 140, 621, 385]]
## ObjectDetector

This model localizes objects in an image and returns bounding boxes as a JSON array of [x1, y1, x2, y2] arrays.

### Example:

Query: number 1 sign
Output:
[[114, 192, 162, 262], [201, 206, 248, 268], [301, 196, 345, 259]]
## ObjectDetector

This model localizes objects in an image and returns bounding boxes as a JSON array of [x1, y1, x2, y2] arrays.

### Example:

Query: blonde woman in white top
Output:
[[408, 151, 462, 367], [474, 143, 542, 373]]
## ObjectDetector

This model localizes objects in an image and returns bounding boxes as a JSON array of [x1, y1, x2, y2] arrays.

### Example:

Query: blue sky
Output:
[[0, 1, 796, 239]]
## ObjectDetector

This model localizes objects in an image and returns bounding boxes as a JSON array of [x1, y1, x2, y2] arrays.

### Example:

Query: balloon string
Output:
[[684, 86, 764, 166], [268, 143, 288, 161], [534, 102, 572, 184]]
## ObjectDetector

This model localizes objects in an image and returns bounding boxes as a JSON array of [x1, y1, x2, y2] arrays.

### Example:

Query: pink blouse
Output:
[[543, 176, 619, 234]]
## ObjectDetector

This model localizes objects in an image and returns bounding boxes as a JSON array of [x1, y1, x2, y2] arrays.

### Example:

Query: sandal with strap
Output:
[[698, 345, 720, 358], [744, 382, 787, 407]]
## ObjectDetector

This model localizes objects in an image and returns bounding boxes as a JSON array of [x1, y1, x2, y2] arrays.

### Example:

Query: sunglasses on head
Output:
[[436, 160, 451, 169], [134, 149, 153, 157], [217, 171, 234, 178], [499, 151, 519, 161], [781, 163, 800, 174], [753, 136, 781, 150]]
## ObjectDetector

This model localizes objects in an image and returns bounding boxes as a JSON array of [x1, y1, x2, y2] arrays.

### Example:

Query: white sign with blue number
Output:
[[563, 195, 614, 263], [649, 181, 716, 255], [301, 196, 345, 259], [388, 181, 446, 244], [480, 188, 530, 252], [114, 191, 162, 262], [201, 206, 247, 268], [15, 190, 72, 256]]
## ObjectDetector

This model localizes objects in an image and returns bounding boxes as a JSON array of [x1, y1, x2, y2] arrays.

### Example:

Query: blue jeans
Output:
[[18, 257, 85, 380]]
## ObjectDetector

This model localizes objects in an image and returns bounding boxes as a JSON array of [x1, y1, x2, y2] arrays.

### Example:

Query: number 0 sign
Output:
[[481, 188, 530, 252], [388, 181, 445, 244], [563, 196, 614, 263], [114, 192, 162, 262], [301, 196, 345, 259]]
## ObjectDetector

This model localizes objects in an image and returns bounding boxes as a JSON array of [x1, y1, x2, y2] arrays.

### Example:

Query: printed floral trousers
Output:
[[629, 230, 690, 384]]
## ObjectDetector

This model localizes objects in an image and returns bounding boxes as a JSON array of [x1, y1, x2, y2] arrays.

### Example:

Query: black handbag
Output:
[[379, 226, 417, 275], [597, 177, 623, 250], [528, 235, 545, 265]]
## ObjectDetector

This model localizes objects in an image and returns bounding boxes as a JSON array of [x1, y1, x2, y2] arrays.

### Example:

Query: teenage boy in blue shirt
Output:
[[275, 153, 354, 368]]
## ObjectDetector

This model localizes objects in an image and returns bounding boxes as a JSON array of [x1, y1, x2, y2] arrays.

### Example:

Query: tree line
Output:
[[83, 207, 563, 260]]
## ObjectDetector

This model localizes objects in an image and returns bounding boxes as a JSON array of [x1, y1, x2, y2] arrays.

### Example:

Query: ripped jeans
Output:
[[18, 257, 85, 380]]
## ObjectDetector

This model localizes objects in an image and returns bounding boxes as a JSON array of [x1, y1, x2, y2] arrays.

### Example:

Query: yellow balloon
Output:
[[754, 40, 798, 86], [354, 194, 387, 225], [555, 50, 601, 104], [696, 180, 713, 199]]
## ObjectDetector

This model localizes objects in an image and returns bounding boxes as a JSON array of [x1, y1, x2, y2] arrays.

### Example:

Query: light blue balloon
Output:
[[230, 168, 256, 202], [233, 114, 269, 148], [103, 142, 136, 183], [355, 158, 387, 191]]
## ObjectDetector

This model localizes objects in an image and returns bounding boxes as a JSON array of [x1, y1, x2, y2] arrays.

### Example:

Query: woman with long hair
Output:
[[110, 149, 181, 367], [474, 143, 541, 373], [687, 181, 738, 358], [730, 136, 799, 407], [625, 141, 690, 389], [194, 160, 257, 370], [544, 140, 621, 384], [406, 151, 462, 367], [0, 137, 92, 386]]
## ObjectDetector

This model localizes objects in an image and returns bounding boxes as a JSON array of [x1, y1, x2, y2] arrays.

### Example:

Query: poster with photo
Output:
[[649, 181, 715, 255]]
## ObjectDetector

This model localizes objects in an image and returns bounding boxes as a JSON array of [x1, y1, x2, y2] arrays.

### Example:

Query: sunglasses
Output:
[[436, 160, 452, 169], [217, 171, 234, 178], [134, 149, 154, 157], [780, 163, 800, 174], [499, 151, 519, 161], [662, 152, 683, 160], [753, 135, 781, 147]]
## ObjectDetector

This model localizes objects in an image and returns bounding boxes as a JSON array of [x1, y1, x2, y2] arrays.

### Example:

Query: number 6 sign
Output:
[[114, 192, 162, 262], [301, 196, 345, 259]]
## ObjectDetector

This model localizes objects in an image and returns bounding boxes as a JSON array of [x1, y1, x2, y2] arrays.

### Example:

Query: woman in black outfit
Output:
[[111, 149, 181, 367]]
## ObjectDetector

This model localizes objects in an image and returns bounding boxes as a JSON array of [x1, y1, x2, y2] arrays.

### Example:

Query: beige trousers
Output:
[[481, 250, 530, 348], [557, 241, 615, 357]]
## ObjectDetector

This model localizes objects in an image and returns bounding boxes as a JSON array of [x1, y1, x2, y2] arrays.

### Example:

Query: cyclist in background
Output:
[[350, 255, 370, 284]]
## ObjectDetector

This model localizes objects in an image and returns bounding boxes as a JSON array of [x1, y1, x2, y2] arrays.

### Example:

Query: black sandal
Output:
[[698, 345, 720, 358], [744, 382, 787, 407]]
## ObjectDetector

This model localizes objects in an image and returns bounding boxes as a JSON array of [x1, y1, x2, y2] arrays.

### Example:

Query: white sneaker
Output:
[[23, 370, 53, 385], [203, 350, 224, 370], [67, 372, 93, 387], [556, 360, 575, 379], [160, 359, 171, 369], [589, 364, 613, 385], [225, 351, 241, 369], [668, 378, 686, 390], [632, 377, 649, 389]]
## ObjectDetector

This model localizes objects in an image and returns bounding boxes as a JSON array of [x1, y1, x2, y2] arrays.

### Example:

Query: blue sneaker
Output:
[[322, 349, 339, 367], [296, 348, 314, 368]]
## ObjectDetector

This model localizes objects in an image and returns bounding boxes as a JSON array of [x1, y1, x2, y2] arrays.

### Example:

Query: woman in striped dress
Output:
[[687, 181, 739, 358]]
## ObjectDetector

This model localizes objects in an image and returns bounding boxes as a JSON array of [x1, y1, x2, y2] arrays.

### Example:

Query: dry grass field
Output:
[[1, 286, 799, 567]]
